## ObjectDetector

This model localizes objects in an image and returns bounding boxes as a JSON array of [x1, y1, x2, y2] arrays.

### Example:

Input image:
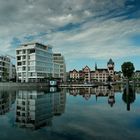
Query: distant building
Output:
[[16, 42, 53, 82], [0, 55, 15, 81], [114, 71, 123, 81], [52, 63, 60, 79], [92, 68, 109, 82], [53, 53, 66, 82], [82, 66, 91, 83], [107, 58, 115, 81], [9, 64, 16, 81], [93, 59, 114, 82], [134, 70, 140, 80], [69, 69, 79, 79], [68, 59, 115, 83]]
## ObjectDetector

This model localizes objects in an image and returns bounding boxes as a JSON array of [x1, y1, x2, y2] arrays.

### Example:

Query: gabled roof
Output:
[[82, 65, 90, 71], [69, 69, 78, 73]]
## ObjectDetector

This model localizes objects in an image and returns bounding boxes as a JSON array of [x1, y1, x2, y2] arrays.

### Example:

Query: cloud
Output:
[[0, 0, 140, 70]]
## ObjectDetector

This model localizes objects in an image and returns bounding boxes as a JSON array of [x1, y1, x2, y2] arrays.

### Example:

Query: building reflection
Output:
[[108, 87, 115, 107], [15, 88, 66, 129], [0, 90, 16, 115], [69, 87, 92, 100], [95, 86, 115, 107], [69, 86, 115, 107], [53, 88, 66, 116]]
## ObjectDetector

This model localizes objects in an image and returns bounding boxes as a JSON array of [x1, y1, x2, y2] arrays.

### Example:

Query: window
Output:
[[16, 50, 19, 55], [22, 61, 26, 65], [22, 55, 26, 59], [17, 62, 21, 66], [23, 50, 26, 54], [18, 73, 21, 76], [22, 101, 25, 105], [16, 112, 20, 115], [17, 56, 21, 60], [22, 67, 26, 71], [29, 49, 35, 54]]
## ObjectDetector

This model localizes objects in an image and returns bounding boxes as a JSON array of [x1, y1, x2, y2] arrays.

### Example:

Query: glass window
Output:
[[17, 62, 21, 66], [17, 56, 21, 60]]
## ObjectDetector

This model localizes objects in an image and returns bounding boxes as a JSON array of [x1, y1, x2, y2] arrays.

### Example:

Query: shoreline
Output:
[[0, 81, 140, 90], [0, 82, 49, 90]]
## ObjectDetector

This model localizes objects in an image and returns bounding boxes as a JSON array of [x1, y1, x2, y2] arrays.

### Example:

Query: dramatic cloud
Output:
[[0, 0, 140, 70]]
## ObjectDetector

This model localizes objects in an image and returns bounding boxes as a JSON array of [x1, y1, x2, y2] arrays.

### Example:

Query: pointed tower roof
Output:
[[107, 58, 114, 65]]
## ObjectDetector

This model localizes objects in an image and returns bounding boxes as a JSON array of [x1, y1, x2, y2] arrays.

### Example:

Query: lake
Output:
[[0, 85, 140, 140]]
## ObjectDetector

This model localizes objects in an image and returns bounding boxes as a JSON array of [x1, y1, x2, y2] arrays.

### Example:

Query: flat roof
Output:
[[17, 42, 52, 50]]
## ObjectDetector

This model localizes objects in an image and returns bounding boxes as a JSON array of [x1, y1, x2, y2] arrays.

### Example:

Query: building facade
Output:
[[69, 69, 79, 79], [68, 59, 115, 83], [134, 70, 140, 81], [53, 53, 66, 82], [92, 68, 109, 82], [9, 64, 16, 81], [16, 43, 53, 82], [0, 56, 10, 81], [52, 63, 61, 79], [82, 66, 91, 83], [107, 58, 115, 81]]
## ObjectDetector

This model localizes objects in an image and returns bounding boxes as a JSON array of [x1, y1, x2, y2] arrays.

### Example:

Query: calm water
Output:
[[0, 85, 140, 140]]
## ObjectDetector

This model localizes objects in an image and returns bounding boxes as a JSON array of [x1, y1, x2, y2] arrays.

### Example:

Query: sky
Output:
[[0, 0, 140, 71]]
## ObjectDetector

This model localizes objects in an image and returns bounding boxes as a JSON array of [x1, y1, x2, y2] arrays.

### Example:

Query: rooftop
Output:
[[107, 58, 114, 65], [18, 42, 52, 50]]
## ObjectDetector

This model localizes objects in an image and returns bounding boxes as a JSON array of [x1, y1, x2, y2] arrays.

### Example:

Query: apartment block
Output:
[[53, 53, 66, 82], [16, 42, 53, 82], [0, 56, 12, 81]]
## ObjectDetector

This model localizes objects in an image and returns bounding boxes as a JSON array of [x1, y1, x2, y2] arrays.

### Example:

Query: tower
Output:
[[107, 58, 114, 81]]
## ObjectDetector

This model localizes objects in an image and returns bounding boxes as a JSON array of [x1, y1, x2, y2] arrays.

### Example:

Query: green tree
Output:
[[121, 62, 135, 79]]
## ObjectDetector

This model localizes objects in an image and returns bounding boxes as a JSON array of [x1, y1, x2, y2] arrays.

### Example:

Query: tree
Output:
[[121, 62, 135, 79], [122, 86, 135, 111]]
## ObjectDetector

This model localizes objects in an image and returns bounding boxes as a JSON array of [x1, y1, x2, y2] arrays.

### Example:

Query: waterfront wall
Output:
[[0, 82, 49, 90]]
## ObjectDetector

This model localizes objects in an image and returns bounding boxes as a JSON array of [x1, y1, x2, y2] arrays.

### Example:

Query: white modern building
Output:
[[53, 53, 66, 82], [16, 42, 54, 82]]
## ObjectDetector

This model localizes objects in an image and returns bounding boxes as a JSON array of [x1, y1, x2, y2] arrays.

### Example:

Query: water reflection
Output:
[[0, 90, 16, 115], [69, 85, 136, 110], [15, 88, 66, 129], [68, 86, 116, 107], [0, 84, 139, 131], [122, 86, 136, 111], [0, 85, 140, 140]]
